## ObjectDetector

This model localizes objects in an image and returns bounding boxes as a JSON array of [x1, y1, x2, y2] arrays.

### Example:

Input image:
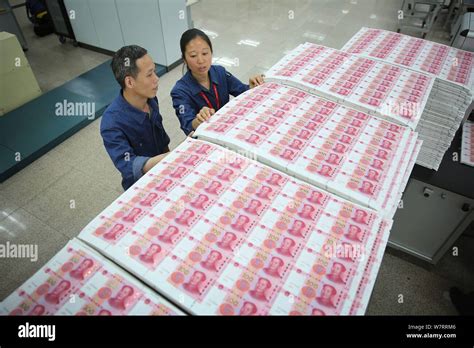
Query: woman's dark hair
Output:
[[180, 28, 213, 66]]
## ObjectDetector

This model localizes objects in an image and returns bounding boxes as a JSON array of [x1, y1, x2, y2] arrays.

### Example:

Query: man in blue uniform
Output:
[[101, 45, 170, 190]]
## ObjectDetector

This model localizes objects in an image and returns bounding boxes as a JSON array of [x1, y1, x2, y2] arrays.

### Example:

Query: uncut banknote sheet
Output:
[[342, 27, 474, 93], [266, 41, 471, 170], [78, 138, 393, 315], [0, 239, 185, 316], [341, 27, 473, 170], [195, 82, 421, 216], [265, 42, 434, 131], [461, 121, 474, 167]]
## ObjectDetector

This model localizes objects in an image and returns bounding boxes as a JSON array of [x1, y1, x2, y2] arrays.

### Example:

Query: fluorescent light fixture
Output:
[[201, 29, 219, 39], [303, 31, 326, 41], [370, 14, 377, 19], [214, 57, 239, 67], [237, 39, 260, 47], [342, 9, 349, 14]]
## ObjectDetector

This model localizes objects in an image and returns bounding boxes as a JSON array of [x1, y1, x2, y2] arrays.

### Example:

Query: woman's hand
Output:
[[192, 106, 215, 130], [249, 74, 265, 88]]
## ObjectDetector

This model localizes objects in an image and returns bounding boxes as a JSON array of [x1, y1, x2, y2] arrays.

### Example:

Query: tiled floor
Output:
[[1, 0, 472, 315]]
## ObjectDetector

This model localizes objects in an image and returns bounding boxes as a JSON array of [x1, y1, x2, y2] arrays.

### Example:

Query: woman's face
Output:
[[185, 37, 212, 78]]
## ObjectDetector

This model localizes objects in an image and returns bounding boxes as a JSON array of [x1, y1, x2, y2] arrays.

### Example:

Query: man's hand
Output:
[[249, 74, 265, 89], [192, 106, 215, 130], [143, 152, 169, 174]]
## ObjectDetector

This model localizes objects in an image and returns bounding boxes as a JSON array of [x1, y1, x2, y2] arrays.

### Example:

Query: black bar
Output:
[[0, 316, 473, 345]]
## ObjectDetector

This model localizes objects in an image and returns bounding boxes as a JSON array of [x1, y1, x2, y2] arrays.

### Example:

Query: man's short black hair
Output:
[[111, 45, 148, 89]]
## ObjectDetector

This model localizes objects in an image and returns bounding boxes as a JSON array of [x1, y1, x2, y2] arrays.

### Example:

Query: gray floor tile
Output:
[[0, 209, 70, 300]]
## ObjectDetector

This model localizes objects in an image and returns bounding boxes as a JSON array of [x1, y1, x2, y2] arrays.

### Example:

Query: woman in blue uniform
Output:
[[171, 28, 265, 135]]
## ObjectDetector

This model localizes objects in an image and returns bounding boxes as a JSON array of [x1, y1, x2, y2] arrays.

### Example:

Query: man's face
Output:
[[118, 286, 133, 300], [147, 193, 157, 200], [321, 166, 330, 175], [32, 305, 45, 315], [197, 195, 207, 205], [356, 210, 365, 220], [302, 205, 313, 215], [112, 224, 124, 234], [223, 233, 235, 244], [256, 278, 269, 291], [332, 263, 343, 276], [56, 281, 70, 294], [191, 272, 204, 285], [293, 220, 304, 231], [237, 216, 248, 226], [282, 238, 293, 249], [208, 251, 220, 263], [363, 182, 372, 191], [78, 259, 93, 272], [183, 210, 193, 220], [271, 257, 282, 269], [322, 285, 333, 299], [128, 54, 159, 99], [300, 130, 309, 138], [147, 244, 161, 256], [249, 200, 260, 210], [349, 225, 360, 236], [165, 226, 177, 238], [241, 303, 255, 315], [271, 174, 281, 182]]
